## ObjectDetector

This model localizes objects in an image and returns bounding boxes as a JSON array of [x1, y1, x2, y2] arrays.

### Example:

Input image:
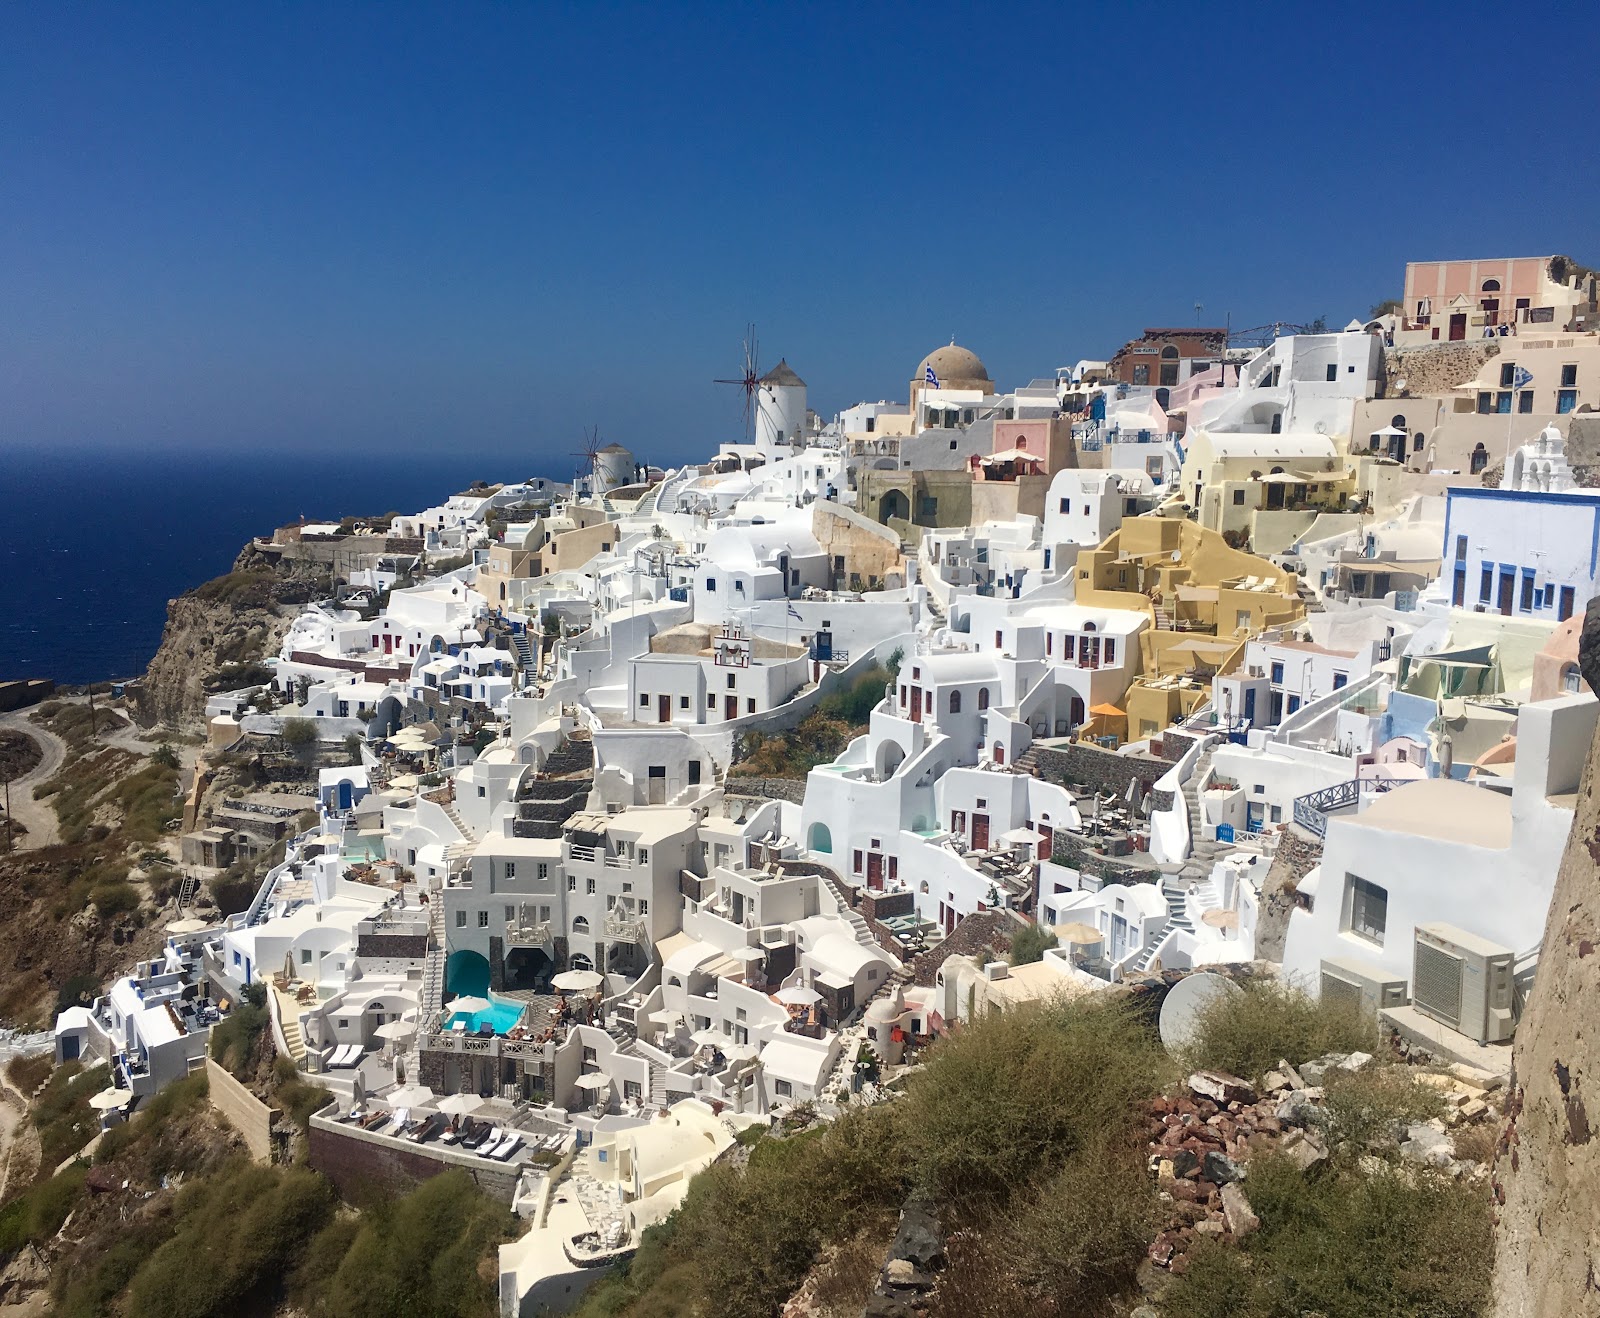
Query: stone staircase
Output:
[[820, 872, 874, 947], [509, 631, 536, 670], [441, 797, 476, 843], [272, 986, 308, 1065], [1011, 743, 1042, 777], [542, 734, 595, 779]]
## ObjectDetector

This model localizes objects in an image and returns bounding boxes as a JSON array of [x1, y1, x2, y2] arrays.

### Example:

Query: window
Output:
[[1232, 489, 1245, 505], [504, 862, 516, 879], [1500, 362, 1517, 388], [1565, 665, 1584, 694], [568, 875, 576, 891], [1270, 661, 1284, 684], [1345, 876, 1388, 944], [746, 698, 756, 714], [977, 688, 990, 710], [1482, 278, 1501, 292], [538, 863, 548, 880], [1521, 571, 1536, 612], [1560, 363, 1578, 387], [688, 760, 701, 785], [639, 899, 648, 915], [774, 1079, 793, 1098], [1480, 565, 1493, 601], [1326, 364, 1338, 382], [726, 673, 736, 689], [1132, 364, 1150, 386], [455, 911, 467, 928], [680, 694, 690, 709], [1519, 390, 1534, 413], [505, 905, 515, 921], [705, 577, 716, 591], [853, 849, 863, 874], [949, 690, 962, 713], [586, 877, 596, 895], [1332, 672, 1348, 689], [301, 949, 313, 965], [1104, 639, 1115, 665], [1477, 392, 1492, 415], [949, 439, 958, 450], [478, 911, 489, 928], [1414, 435, 1425, 452], [1455, 535, 1468, 561], [1287, 695, 1300, 715], [1059, 498, 1071, 514], [639, 693, 649, 707], [1496, 392, 1512, 414]]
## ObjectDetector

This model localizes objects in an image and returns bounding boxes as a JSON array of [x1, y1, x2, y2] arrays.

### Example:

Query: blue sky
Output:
[[2, 2, 1596, 469]]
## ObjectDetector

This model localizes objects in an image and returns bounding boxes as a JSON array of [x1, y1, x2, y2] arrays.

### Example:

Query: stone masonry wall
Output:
[[724, 777, 809, 805], [355, 934, 427, 959], [308, 1113, 521, 1203], [1381, 340, 1500, 398], [1034, 743, 1170, 800], [1253, 827, 1322, 962]]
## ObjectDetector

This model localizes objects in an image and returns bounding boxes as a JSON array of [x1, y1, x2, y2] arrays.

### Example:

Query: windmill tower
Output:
[[755, 359, 807, 456], [571, 426, 603, 499]]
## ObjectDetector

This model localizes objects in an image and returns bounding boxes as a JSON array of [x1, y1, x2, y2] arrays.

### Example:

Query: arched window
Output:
[[572, 916, 590, 935], [919, 880, 930, 895], [1391, 414, 1407, 429], [1015, 437, 1028, 450], [977, 688, 990, 710], [1482, 278, 1501, 292], [949, 690, 962, 713], [1084, 621, 1097, 632], [1160, 345, 1179, 359]]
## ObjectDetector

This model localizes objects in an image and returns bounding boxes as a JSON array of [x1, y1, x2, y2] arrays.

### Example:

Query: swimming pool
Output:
[[444, 996, 527, 1035]]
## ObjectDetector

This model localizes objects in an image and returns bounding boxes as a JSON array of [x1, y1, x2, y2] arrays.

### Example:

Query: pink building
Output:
[[1402, 256, 1597, 340]]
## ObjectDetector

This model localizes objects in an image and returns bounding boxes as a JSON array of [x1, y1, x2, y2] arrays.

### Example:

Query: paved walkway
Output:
[[0, 712, 65, 850]]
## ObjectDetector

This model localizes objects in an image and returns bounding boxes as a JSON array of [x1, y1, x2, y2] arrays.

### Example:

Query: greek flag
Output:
[[787, 603, 803, 620], [925, 365, 940, 387], [1512, 366, 1533, 390]]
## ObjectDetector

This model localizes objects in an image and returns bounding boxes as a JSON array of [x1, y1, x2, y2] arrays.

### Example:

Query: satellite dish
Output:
[[1171, 550, 1182, 562], [1159, 972, 1243, 1053], [1314, 420, 1328, 435]]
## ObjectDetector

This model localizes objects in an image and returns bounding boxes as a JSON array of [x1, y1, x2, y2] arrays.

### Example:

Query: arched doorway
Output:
[[875, 739, 906, 779], [568, 953, 594, 972], [445, 949, 491, 999], [504, 946, 552, 992], [879, 489, 910, 524], [1070, 695, 1085, 730], [807, 822, 833, 854]]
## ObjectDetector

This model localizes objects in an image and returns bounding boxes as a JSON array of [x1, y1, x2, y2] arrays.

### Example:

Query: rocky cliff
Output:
[[135, 545, 324, 731], [1490, 599, 1600, 1314]]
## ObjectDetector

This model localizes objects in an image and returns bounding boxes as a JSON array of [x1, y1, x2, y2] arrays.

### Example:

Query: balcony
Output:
[[602, 911, 648, 943], [506, 918, 553, 948]]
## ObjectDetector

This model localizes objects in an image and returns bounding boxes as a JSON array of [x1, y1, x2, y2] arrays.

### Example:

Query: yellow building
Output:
[[1075, 518, 1305, 740]]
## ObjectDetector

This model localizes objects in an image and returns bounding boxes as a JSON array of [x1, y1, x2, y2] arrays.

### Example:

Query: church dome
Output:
[[916, 342, 991, 386]]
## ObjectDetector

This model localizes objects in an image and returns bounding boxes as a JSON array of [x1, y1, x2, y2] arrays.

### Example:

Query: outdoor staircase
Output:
[[647, 1060, 670, 1108], [441, 797, 477, 843], [1011, 743, 1042, 777], [509, 631, 536, 670], [820, 872, 874, 947], [273, 989, 308, 1065], [542, 734, 595, 779], [176, 874, 201, 909]]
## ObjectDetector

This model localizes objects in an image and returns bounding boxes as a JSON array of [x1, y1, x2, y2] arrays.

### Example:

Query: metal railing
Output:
[[1291, 777, 1398, 838]]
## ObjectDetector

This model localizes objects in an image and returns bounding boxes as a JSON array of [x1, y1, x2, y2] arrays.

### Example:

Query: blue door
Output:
[[1242, 689, 1256, 725], [338, 781, 353, 811]]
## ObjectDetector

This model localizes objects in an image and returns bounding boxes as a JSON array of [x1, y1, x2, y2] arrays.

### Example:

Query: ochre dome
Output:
[[915, 342, 990, 385]]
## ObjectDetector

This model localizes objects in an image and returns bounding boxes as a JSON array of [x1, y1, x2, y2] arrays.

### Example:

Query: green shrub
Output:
[[280, 718, 318, 748], [7, 1053, 53, 1095], [1008, 921, 1058, 966], [1321, 1065, 1445, 1153], [210, 1003, 268, 1078], [1161, 1152, 1493, 1318], [276, 1078, 333, 1131], [89, 879, 141, 918], [210, 864, 259, 917], [55, 973, 101, 1014], [1181, 978, 1374, 1081], [150, 743, 180, 769]]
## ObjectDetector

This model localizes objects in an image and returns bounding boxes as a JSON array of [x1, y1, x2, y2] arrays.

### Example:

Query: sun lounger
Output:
[[477, 1129, 510, 1159], [491, 1133, 524, 1162], [330, 1044, 362, 1067], [381, 1107, 410, 1136], [459, 1119, 491, 1149], [409, 1113, 447, 1144]]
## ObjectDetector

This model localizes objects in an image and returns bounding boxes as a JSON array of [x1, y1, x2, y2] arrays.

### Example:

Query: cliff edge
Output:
[[1491, 597, 1600, 1315]]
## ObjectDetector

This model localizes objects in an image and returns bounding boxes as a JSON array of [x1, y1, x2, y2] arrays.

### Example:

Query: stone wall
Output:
[[1033, 742, 1170, 800], [308, 1111, 522, 1203], [723, 776, 809, 805], [908, 909, 1014, 988], [1253, 827, 1322, 962], [1045, 835, 1162, 889], [205, 1057, 274, 1163], [1382, 340, 1500, 398], [355, 933, 426, 959]]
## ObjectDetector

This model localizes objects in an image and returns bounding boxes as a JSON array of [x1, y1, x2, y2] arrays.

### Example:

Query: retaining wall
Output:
[[205, 1058, 274, 1163]]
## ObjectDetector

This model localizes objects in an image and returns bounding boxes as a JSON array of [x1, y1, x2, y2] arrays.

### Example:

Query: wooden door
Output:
[[972, 814, 990, 850], [1449, 313, 1467, 341], [658, 694, 670, 723], [866, 852, 883, 890], [725, 695, 738, 720], [1498, 570, 1515, 616], [910, 688, 922, 723]]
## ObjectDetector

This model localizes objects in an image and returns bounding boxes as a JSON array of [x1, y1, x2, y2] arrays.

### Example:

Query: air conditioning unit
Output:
[[1413, 923, 1515, 1044], [1319, 955, 1409, 1018]]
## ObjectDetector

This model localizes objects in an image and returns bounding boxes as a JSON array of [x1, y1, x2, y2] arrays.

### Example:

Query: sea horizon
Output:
[[0, 442, 574, 687]]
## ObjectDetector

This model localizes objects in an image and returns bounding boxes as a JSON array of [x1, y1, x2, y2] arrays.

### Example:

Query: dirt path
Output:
[[0, 714, 65, 851]]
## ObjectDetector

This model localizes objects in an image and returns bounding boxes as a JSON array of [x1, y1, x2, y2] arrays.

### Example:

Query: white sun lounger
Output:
[[491, 1133, 523, 1162], [381, 1107, 410, 1136], [476, 1129, 509, 1158], [330, 1044, 362, 1067]]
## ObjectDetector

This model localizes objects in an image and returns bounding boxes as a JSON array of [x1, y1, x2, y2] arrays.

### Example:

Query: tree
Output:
[[1009, 922, 1059, 966], [1307, 316, 1328, 334], [1369, 297, 1402, 319], [342, 733, 363, 762], [280, 718, 317, 749]]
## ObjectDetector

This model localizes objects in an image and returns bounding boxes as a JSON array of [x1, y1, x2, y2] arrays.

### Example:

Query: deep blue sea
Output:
[[1, 445, 553, 686]]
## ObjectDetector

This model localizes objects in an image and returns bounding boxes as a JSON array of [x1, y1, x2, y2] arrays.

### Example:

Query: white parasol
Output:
[[89, 1087, 134, 1111], [774, 985, 821, 1007], [574, 1072, 611, 1091], [387, 1083, 435, 1108], [166, 917, 209, 935], [447, 995, 492, 1016], [551, 970, 603, 993], [437, 1092, 483, 1117], [375, 1019, 418, 1041]]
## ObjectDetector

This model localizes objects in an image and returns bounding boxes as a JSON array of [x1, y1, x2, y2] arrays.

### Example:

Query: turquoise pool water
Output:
[[444, 996, 527, 1034]]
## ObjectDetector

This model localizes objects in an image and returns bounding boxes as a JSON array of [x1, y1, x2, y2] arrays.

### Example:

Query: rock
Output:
[[1298, 1056, 1341, 1085], [1402, 1123, 1457, 1168], [886, 1193, 945, 1272], [1275, 1090, 1322, 1127], [1459, 1098, 1490, 1122], [1337, 1051, 1374, 1072], [1130, 1307, 1161, 1318], [1221, 1182, 1260, 1237], [882, 1258, 934, 1290], [1449, 1062, 1503, 1092], [1276, 1059, 1306, 1090], [1262, 1067, 1293, 1094], [1156, 1157, 1176, 1183], [1202, 1150, 1245, 1185], [1194, 1217, 1226, 1236], [1279, 1129, 1329, 1171], [1169, 1148, 1200, 1178], [1188, 1070, 1257, 1105]]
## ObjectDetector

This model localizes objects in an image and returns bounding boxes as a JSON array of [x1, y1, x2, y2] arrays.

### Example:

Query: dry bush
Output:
[[1182, 978, 1374, 1081]]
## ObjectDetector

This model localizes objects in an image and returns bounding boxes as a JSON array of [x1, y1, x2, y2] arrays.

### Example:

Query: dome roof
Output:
[[916, 342, 991, 384]]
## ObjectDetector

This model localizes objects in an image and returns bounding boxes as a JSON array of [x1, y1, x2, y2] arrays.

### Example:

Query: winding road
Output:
[[0, 712, 66, 850]]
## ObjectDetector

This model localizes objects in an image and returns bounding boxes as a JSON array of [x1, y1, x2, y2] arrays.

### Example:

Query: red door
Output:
[[910, 688, 922, 723], [1449, 313, 1467, 341], [972, 814, 990, 850], [994, 744, 1005, 765], [866, 852, 884, 890], [658, 694, 670, 723]]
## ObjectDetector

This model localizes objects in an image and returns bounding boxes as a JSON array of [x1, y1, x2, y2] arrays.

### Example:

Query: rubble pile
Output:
[[1142, 1052, 1505, 1278]]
